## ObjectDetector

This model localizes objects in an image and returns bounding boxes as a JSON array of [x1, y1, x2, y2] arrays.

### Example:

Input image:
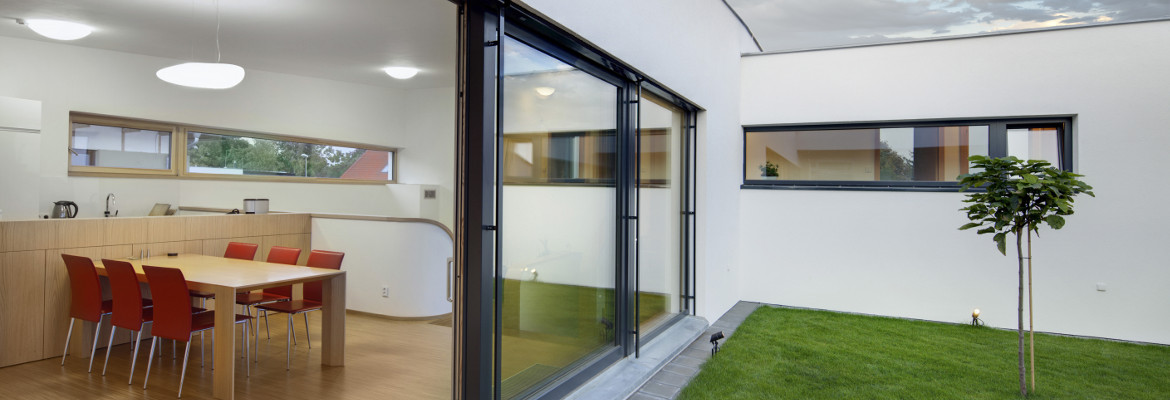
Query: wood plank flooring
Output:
[[0, 311, 452, 399]]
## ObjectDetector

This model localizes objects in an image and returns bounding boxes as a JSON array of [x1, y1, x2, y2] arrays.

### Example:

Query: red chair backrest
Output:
[[263, 246, 302, 297], [304, 250, 344, 302], [266, 246, 301, 265], [224, 242, 259, 260], [141, 265, 194, 341], [62, 254, 103, 322], [103, 259, 146, 330]]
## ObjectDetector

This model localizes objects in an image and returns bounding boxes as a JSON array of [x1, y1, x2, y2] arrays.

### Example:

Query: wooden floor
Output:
[[0, 311, 453, 399]]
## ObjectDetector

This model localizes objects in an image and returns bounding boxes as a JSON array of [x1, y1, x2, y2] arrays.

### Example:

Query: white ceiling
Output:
[[0, 0, 458, 89]]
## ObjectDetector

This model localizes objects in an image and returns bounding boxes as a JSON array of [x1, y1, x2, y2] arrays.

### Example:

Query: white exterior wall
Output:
[[522, 0, 751, 321], [0, 36, 455, 227], [739, 21, 1170, 344]]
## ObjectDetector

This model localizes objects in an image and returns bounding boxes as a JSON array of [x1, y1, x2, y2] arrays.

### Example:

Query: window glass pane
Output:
[[499, 36, 617, 398], [71, 123, 171, 170], [745, 125, 988, 182], [637, 92, 683, 334], [1007, 126, 1061, 166], [186, 131, 392, 181]]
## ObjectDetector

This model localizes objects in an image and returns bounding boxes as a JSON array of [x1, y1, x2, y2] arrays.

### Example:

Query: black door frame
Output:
[[456, 2, 699, 398]]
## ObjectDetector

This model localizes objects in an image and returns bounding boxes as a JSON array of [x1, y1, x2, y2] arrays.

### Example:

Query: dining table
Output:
[[93, 253, 346, 400]]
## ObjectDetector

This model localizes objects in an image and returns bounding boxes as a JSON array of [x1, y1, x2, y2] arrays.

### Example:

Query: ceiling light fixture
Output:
[[156, 0, 245, 89], [383, 66, 419, 80], [19, 19, 93, 41], [534, 87, 556, 97]]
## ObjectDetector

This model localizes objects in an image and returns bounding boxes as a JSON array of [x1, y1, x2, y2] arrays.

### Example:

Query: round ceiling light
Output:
[[383, 66, 420, 80], [22, 19, 93, 41], [156, 62, 246, 89]]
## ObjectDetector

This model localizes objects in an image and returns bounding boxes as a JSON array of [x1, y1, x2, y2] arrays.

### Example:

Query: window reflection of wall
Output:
[[746, 125, 990, 182]]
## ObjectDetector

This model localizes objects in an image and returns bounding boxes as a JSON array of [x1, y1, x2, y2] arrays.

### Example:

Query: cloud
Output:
[[729, 0, 1170, 52]]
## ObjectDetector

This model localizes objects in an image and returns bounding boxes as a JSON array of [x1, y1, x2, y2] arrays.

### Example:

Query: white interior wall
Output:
[[521, 0, 751, 322], [739, 21, 1170, 344], [312, 218, 453, 318], [0, 35, 455, 225]]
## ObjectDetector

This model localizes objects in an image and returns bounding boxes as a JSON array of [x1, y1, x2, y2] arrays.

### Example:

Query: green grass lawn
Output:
[[679, 306, 1170, 400]]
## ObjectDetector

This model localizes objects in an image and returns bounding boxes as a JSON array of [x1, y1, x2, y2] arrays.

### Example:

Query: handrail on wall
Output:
[[176, 206, 455, 241]]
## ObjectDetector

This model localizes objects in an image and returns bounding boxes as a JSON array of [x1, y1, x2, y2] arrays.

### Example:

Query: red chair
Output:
[[101, 259, 170, 383], [256, 250, 344, 369], [190, 242, 260, 302], [142, 265, 252, 397], [236, 246, 301, 359], [60, 254, 116, 373], [223, 242, 259, 260]]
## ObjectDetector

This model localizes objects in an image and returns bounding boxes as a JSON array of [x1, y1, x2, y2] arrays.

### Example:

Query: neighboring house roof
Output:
[[340, 151, 389, 180]]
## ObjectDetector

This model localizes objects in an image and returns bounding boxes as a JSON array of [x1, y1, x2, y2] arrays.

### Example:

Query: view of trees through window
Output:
[[186, 132, 382, 179]]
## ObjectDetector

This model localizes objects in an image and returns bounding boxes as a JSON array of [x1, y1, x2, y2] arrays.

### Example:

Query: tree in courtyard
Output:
[[958, 155, 1093, 397]]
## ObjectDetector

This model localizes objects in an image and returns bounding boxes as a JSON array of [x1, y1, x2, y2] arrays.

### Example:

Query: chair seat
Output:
[[235, 291, 289, 305], [256, 299, 322, 314], [188, 290, 215, 299], [189, 311, 253, 334]]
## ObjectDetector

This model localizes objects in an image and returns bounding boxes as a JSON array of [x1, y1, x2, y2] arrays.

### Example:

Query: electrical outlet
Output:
[[382, 286, 390, 297]]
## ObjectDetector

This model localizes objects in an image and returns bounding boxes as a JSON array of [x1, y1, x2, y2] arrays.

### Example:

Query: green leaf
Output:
[[959, 222, 981, 231], [1046, 215, 1066, 229], [1022, 174, 1040, 184], [994, 232, 1007, 255]]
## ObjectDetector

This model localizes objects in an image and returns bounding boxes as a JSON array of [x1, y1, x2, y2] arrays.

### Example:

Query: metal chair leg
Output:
[[286, 314, 292, 370], [128, 330, 142, 385], [178, 337, 192, 398], [244, 323, 250, 377], [304, 313, 311, 349], [143, 337, 159, 389], [61, 318, 75, 366], [263, 310, 271, 339], [172, 339, 176, 360], [102, 325, 117, 375], [291, 313, 297, 346], [88, 315, 104, 373]]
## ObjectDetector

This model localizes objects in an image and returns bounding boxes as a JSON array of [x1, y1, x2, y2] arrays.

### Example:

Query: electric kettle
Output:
[[51, 201, 78, 218]]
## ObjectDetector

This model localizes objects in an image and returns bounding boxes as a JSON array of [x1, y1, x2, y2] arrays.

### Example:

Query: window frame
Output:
[[742, 116, 1074, 191], [68, 112, 399, 184], [69, 113, 181, 177]]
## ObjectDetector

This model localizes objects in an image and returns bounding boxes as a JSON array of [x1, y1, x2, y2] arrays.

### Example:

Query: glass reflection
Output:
[[499, 36, 617, 399]]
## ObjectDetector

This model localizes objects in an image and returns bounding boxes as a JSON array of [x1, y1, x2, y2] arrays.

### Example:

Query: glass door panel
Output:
[[499, 36, 618, 399], [637, 92, 684, 334]]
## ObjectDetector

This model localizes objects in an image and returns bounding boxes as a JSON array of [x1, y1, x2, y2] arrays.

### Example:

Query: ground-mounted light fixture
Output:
[[710, 331, 725, 355], [971, 308, 984, 326], [534, 86, 556, 98], [156, 0, 245, 89], [383, 66, 419, 80], [18, 18, 93, 41]]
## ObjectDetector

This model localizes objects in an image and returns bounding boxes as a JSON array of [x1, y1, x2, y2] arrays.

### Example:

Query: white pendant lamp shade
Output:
[[156, 62, 246, 89], [24, 19, 93, 40], [383, 66, 419, 79]]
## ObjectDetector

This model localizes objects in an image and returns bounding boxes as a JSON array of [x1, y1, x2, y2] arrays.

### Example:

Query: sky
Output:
[[726, 0, 1170, 52]]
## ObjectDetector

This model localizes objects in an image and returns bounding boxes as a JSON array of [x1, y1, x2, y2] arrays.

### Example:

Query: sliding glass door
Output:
[[498, 36, 620, 399]]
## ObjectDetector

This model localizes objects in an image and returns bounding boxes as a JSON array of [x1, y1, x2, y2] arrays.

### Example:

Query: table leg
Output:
[[212, 286, 236, 400], [320, 273, 346, 366]]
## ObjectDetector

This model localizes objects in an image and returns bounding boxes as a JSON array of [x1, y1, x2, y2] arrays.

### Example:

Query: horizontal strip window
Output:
[[502, 129, 672, 187], [743, 117, 1072, 190], [69, 112, 397, 184]]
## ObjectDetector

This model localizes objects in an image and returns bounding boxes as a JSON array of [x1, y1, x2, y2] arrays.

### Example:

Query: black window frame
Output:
[[742, 116, 1074, 191]]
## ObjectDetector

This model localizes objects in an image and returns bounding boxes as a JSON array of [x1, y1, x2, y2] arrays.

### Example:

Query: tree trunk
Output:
[[1028, 231, 1035, 391], [1017, 227, 1027, 397]]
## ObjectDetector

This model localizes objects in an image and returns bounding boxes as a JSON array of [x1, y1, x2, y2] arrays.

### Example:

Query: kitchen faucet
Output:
[[105, 193, 117, 217]]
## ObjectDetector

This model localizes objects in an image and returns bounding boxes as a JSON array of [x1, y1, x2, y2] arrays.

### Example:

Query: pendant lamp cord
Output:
[[215, 0, 222, 63]]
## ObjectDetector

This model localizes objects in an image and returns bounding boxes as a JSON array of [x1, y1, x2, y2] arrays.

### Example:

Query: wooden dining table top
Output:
[[93, 253, 344, 292]]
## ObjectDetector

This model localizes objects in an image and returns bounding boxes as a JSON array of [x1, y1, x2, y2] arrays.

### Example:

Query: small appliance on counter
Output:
[[243, 198, 269, 214], [51, 201, 78, 218]]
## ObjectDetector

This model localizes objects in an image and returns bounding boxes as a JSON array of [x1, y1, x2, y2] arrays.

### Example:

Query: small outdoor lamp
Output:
[[971, 308, 984, 326], [710, 331, 725, 355]]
